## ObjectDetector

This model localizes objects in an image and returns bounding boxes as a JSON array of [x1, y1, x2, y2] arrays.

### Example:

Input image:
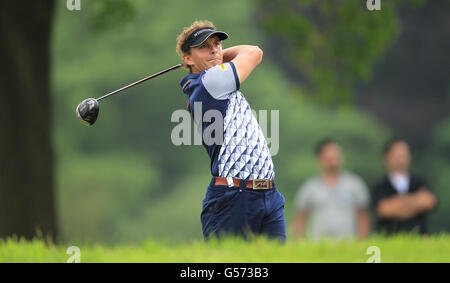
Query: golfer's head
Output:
[[315, 138, 342, 173], [384, 138, 411, 173], [176, 20, 228, 73]]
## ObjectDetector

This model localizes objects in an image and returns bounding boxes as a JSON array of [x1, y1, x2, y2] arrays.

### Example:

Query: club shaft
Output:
[[96, 63, 183, 101]]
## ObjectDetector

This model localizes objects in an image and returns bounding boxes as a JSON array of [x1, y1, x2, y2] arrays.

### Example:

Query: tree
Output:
[[255, 0, 399, 104], [0, 0, 138, 242], [0, 1, 57, 241]]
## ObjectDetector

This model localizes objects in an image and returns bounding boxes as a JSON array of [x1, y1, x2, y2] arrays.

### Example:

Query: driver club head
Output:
[[76, 98, 99, 126]]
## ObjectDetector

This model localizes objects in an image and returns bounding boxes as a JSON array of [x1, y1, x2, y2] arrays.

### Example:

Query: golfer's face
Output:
[[187, 35, 223, 73]]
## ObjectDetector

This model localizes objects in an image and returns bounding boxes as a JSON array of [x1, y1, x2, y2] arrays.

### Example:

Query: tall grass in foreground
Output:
[[0, 234, 449, 263]]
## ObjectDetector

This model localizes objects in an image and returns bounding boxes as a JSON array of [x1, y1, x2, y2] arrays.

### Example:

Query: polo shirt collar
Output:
[[180, 73, 200, 93]]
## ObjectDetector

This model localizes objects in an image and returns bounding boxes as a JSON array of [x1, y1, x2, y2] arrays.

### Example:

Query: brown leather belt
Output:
[[214, 177, 274, 190]]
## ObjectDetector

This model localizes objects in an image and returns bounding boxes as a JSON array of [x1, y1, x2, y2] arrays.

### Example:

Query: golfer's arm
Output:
[[222, 45, 255, 61], [223, 45, 263, 83]]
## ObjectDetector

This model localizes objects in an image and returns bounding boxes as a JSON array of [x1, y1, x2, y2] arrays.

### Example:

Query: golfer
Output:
[[176, 20, 286, 242]]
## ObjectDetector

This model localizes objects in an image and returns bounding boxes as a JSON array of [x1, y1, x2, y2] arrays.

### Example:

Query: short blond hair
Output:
[[176, 20, 216, 71]]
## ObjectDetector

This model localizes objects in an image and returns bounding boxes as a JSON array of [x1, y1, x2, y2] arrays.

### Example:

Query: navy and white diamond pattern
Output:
[[217, 91, 275, 180]]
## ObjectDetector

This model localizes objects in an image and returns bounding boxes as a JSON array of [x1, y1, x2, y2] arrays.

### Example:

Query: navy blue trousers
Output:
[[201, 177, 286, 242]]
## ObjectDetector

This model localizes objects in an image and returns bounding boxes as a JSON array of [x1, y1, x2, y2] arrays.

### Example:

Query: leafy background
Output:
[[52, 0, 450, 245]]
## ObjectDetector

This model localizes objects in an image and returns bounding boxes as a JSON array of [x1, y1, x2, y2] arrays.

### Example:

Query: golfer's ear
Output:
[[182, 53, 193, 67]]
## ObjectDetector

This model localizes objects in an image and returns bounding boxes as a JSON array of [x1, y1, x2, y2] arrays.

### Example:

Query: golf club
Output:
[[76, 63, 183, 126]]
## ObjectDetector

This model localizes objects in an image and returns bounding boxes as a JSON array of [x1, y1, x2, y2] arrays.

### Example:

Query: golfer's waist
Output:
[[213, 176, 274, 189]]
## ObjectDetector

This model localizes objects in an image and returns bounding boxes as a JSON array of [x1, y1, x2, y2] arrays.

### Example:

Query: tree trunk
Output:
[[0, 1, 57, 242]]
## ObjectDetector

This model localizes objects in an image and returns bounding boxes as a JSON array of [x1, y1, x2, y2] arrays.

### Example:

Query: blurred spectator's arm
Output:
[[377, 187, 437, 219], [293, 182, 312, 240], [293, 211, 308, 240], [354, 176, 370, 240], [357, 208, 370, 240]]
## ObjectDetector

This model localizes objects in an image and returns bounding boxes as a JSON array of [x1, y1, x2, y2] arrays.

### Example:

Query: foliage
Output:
[[420, 117, 450, 232], [255, 0, 400, 104], [51, 0, 447, 245], [57, 152, 161, 244]]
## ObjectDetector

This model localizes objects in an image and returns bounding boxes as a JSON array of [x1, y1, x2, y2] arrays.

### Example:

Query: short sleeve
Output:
[[294, 181, 314, 212], [201, 62, 240, 100]]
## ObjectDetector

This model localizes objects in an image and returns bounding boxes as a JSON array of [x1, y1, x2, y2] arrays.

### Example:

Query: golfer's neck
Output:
[[191, 65, 202, 74]]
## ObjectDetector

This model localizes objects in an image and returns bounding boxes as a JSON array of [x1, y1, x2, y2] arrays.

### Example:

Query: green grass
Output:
[[1, 234, 449, 263]]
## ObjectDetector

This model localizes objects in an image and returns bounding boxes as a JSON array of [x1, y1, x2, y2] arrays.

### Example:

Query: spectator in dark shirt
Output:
[[373, 138, 438, 235]]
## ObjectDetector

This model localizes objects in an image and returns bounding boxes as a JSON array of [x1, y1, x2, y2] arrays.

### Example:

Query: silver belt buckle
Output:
[[252, 179, 270, 190], [226, 177, 234, 188]]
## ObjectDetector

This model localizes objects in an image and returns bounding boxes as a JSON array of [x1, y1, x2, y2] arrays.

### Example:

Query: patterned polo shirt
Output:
[[180, 62, 274, 180]]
